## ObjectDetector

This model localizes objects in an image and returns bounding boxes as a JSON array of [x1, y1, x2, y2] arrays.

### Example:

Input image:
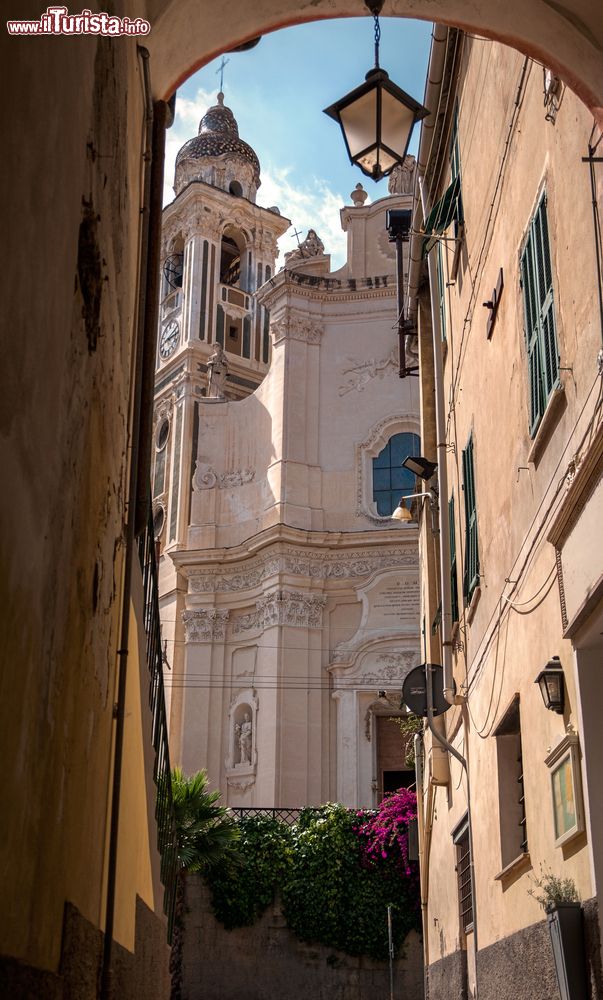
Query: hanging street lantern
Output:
[[535, 656, 565, 714], [323, 0, 429, 182]]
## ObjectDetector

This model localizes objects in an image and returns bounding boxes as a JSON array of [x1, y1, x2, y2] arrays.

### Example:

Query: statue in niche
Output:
[[235, 712, 252, 765], [207, 343, 229, 399], [388, 155, 416, 195]]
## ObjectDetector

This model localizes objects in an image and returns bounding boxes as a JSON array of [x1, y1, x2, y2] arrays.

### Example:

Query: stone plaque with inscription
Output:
[[364, 572, 420, 628]]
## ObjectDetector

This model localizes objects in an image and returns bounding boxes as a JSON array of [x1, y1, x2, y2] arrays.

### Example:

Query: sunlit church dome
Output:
[[174, 92, 261, 201]]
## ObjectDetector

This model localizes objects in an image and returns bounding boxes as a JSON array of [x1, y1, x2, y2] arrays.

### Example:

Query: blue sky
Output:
[[164, 17, 432, 268]]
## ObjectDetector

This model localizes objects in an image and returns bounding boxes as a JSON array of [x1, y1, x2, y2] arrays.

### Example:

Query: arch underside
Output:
[[146, 0, 603, 123]]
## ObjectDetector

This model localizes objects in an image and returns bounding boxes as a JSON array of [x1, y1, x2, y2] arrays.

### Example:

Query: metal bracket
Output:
[[364, 0, 385, 14]]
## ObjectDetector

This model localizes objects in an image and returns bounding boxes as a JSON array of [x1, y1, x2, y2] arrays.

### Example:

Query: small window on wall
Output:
[[372, 432, 420, 517], [453, 814, 473, 934], [493, 697, 528, 870]]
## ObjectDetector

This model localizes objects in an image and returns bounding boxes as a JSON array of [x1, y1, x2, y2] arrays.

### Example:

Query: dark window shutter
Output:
[[462, 437, 479, 603], [449, 495, 459, 622], [520, 193, 559, 437]]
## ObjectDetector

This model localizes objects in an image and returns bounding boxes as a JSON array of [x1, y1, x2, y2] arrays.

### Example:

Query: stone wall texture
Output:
[[181, 875, 424, 1000], [427, 898, 601, 1000], [0, 899, 170, 1000]]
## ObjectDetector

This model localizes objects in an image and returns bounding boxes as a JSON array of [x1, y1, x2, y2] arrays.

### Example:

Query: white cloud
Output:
[[258, 165, 349, 270], [162, 85, 356, 270]]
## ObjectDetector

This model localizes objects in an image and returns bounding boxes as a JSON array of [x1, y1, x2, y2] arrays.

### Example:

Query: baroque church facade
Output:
[[154, 93, 422, 808]]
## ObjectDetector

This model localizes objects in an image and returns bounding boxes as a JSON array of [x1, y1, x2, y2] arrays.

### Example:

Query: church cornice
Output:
[[258, 269, 396, 310], [171, 527, 418, 594]]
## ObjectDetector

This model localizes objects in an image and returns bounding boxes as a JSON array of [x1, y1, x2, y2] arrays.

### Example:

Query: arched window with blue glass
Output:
[[372, 432, 421, 517]]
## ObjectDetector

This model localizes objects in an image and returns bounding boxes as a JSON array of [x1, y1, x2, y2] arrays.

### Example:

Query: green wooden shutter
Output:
[[449, 494, 459, 622], [437, 245, 447, 342], [462, 437, 479, 603], [520, 239, 543, 435], [520, 193, 559, 437], [449, 106, 464, 227], [533, 197, 559, 399]]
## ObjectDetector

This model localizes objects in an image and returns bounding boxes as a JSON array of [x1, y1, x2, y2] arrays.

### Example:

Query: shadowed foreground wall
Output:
[[180, 876, 423, 1000]]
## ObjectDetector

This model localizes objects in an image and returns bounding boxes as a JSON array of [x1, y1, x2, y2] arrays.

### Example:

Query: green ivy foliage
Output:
[[206, 816, 292, 929], [204, 801, 420, 961]]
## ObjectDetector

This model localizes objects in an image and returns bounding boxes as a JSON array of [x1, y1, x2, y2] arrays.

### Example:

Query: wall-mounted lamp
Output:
[[535, 656, 565, 714], [402, 455, 438, 480], [323, 0, 428, 182], [391, 490, 436, 522]]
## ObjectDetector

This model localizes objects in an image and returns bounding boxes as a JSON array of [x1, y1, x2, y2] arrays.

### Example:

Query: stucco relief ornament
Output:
[[182, 608, 230, 642], [219, 468, 255, 489], [338, 350, 398, 396], [188, 548, 418, 594]]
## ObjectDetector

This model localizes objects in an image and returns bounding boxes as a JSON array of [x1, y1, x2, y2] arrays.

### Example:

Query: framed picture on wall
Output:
[[544, 729, 585, 848]]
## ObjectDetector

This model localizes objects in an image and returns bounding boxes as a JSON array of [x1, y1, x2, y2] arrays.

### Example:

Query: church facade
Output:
[[154, 93, 422, 808]]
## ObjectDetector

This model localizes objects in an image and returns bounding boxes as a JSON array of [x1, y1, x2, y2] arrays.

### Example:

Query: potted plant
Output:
[[528, 869, 588, 1000]]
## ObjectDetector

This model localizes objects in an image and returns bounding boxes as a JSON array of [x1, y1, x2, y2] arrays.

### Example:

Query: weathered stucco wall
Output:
[[180, 875, 424, 1000], [415, 29, 603, 1000], [0, 18, 171, 993]]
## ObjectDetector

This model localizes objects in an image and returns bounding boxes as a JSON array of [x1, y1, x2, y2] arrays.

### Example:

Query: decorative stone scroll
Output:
[[192, 460, 255, 492], [182, 608, 230, 642], [231, 589, 326, 632]]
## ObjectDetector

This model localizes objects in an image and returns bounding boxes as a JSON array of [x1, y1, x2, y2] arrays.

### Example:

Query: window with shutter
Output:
[[437, 244, 447, 342], [462, 436, 479, 603], [449, 494, 459, 622], [520, 193, 560, 437], [449, 105, 464, 230]]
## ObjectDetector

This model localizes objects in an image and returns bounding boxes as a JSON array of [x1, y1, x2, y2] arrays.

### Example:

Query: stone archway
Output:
[[147, 0, 603, 122]]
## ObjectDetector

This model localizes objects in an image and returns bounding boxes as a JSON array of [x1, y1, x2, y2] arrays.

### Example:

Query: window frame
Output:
[[520, 190, 560, 437], [462, 434, 479, 604], [371, 431, 421, 518]]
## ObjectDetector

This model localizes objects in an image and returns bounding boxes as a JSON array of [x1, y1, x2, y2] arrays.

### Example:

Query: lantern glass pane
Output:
[[546, 674, 561, 705], [358, 147, 396, 174], [381, 90, 415, 157], [339, 89, 377, 157]]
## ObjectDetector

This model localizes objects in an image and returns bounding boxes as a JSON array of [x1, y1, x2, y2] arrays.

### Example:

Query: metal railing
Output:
[[138, 514, 179, 943], [230, 806, 377, 826]]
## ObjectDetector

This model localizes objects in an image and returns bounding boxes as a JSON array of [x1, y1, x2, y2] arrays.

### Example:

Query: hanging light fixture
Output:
[[323, 0, 429, 182], [535, 656, 565, 714]]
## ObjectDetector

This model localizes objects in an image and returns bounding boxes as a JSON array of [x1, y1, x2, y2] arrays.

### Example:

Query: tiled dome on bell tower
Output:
[[174, 92, 261, 201]]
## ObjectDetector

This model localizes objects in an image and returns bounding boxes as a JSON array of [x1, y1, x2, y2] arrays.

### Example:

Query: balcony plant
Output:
[[529, 869, 587, 1000]]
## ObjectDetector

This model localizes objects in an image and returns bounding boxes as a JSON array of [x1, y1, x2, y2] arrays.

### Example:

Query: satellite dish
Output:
[[163, 252, 184, 289], [402, 663, 453, 717]]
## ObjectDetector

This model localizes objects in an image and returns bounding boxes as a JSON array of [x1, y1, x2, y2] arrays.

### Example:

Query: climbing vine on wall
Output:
[[204, 791, 420, 961]]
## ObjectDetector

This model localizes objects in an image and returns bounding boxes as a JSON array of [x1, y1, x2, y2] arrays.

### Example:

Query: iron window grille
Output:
[[453, 815, 473, 934]]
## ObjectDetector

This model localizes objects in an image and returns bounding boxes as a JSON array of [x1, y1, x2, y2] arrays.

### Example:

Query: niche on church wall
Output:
[[225, 689, 258, 790]]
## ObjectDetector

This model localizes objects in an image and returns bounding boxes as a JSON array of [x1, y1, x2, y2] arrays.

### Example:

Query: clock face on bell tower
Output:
[[159, 319, 180, 359]]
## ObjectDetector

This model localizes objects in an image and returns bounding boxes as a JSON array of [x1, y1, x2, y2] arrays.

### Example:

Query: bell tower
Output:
[[153, 93, 290, 552]]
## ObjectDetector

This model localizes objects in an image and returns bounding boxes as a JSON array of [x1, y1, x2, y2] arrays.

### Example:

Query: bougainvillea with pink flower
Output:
[[355, 786, 417, 877]]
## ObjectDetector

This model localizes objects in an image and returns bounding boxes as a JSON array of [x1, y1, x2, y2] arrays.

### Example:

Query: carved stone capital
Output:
[[182, 608, 230, 642], [271, 307, 323, 346], [231, 589, 326, 631]]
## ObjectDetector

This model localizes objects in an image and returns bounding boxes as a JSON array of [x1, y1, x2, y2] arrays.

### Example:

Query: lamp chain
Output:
[[373, 12, 381, 68]]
